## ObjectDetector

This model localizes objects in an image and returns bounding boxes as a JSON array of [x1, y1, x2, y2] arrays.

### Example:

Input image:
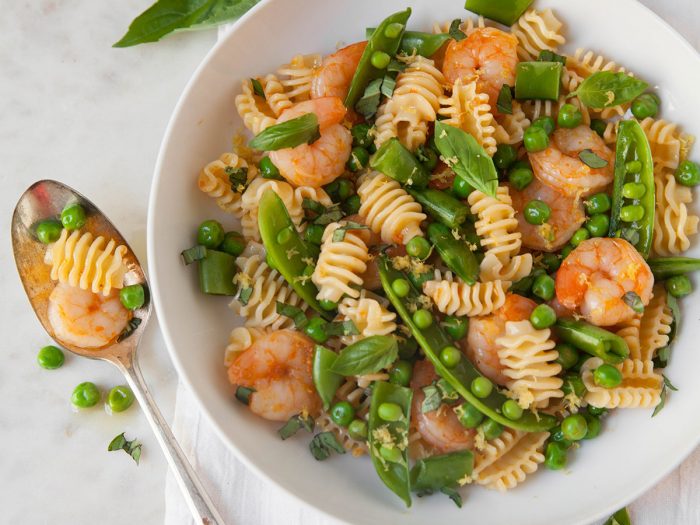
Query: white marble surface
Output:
[[1, 1, 699, 524]]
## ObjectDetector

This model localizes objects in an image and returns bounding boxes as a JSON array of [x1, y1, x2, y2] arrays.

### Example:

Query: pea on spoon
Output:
[[12, 179, 225, 525]]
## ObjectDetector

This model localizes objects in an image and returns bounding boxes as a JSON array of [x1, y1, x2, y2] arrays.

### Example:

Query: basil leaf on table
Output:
[[249, 113, 320, 151], [330, 335, 399, 376], [571, 71, 648, 109], [433, 121, 498, 197]]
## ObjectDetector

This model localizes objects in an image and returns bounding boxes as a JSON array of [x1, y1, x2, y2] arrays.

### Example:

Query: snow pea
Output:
[[198, 249, 237, 295], [427, 222, 479, 285], [346, 9, 411, 109], [465, 0, 533, 25], [647, 257, 700, 280], [609, 119, 655, 258], [368, 381, 413, 507], [313, 346, 343, 410], [410, 450, 473, 493], [378, 256, 556, 432], [407, 188, 469, 228], [370, 137, 429, 188], [365, 28, 450, 58], [554, 318, 629, 364], [515, 62, 562, 100], [257, 190, 330, 318]]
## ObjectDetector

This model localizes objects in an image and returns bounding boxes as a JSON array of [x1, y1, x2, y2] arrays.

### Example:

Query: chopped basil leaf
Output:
[[181, 245, 207, 265], [448, 19, 466, 42], [380, 75, 397, 98], [331, 222, 370, 242], [238, 286, 253, 306], [108, 432, 142, 465], [579, 149, 609, 168], [387, 58, 407, 74], [302, 198, 327, 216], [571, 71, 648, 109], [651, 375, 676, 418], [250, 78, 265, 98], [622, 291, 644, 314], [421, 384, 442, 413], [225, 165, 249, 192], [249, 113, 321, 151], [436, 378, 459, 403], [276, 301, 309, 328], [325, 320, 360, 337], [441, 486, 463, 508], [235, 386, 255, 405], [313, 204, 344, 226], [537, 50, 566, 65], [618, 227, 640, 246], [309, 431, 345, 460], [604, 508, 631, 525], [330, 335, 399, 376], [278, 413, 315, 440], [355, 78, 384, 120], [663, 374, 678, 392], [496, 84, 513, 115], [117, 317, 142, 342]]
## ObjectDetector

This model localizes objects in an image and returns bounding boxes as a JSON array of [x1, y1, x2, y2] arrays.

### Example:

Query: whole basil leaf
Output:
[[433, 121, 498, 197], [249, 113, 320, 151], [189, 0, 261, 29], [330, 335, 399, 376], [572, 71, 648, 109]]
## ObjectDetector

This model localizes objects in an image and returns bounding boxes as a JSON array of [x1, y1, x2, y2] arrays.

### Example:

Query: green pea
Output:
[[336, 179, 355, 201], [620, 204, 644, 222], [625, 160, 642, 174], [675, 160, 700, 187], [119, 284, 145, 310], [584, 192, 611, 215], [666, 275, 692, 298], [331, 401, 356, 427], [532, 116, 555, 136], [443, 315, 468, 340], [590, 119, 607, 138], [570, 227, 590, 247], [378, 402, 403, 422], [440, 345, 461, 368], [384, 22, 404, 39], [276, 226, 293, 245], [480, 418, 504, 440], [540, 253, 561, 273], [389, 360, 413, 387], [35, 220, 63, 244], [107, 385, 135, 413], [493, 144, 518, 171], [588, 406, 607, 417], [523, 126, 549, 153], [348, 418, 368, 440], [622, 182, 646, 199], [557, 103, 583, 129], [471, 376, 493, 399], [259, 156, 282, 179], [319, 299, 337, 311], [351, 124, 373, 149], [555, 344, 579, 370], [417, 145, 438, 171], [562, 374, 587, 397], [583, 413, 602, 440], [593, 364, 623, 388], [530, 304, 556, 329], [398, 337, 418, 359], [391, 278, 410, 298], [303, 317, 328, 344], [221, 231, 246, 256], [412, 309, 433, 329], [561, 414, 588, 441], [37, 345, 65, 369], [406, 236, 431, 259], [456, 403, 484, 428], [305, 224, 325, 245], [380, 445, 402, 463], [532, 274, 555, 301], [585, 214, 610, 238], [347, 147, 370, 172], [324, 180, 340, 201], [502, 399, 523, 420], [560, 244, 574, 259], [371, 51, 391, 69], [631, 93, 659, 120], [197, 220, 225, 248], [524, 200, 551, 225], [342, 194, 361, 215], [71, 382, 100, 408], [452, 176, 474, 199], [508, 167, 534, 190], [60, 203, 87, 231], [545, 441, 568, 470]]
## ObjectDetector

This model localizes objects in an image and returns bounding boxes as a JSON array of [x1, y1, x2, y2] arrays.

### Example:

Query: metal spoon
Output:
[[12, 179, 225, 525]]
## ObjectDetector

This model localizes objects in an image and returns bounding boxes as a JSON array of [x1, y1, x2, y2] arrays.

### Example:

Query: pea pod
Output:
[[407, 188, 469, 228], [647, 257, 700, 279], [313, 346, 343, 410], [464, 0, 534, 26], [515, 62, 562, 100], [427, 222, 479, 285], [370, 137, 429, 188], [378, 256, 556, 432], [609, 119, 655, 258], [345, 9, 411, 109], [198, 250, 237, 295], [257, 190, 330, 318], [365, 28, 450, 58], [554, 318, 629, 364], [368, 381, 413, 507], [410, 450, 473, 493]]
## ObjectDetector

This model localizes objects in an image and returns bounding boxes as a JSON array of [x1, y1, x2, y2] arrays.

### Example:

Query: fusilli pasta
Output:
[[235, 79, 277, 135], [422, 270, 509, 317], [581, 357, 663, 409], [197, 152, 253, 216], [338, 294, 397, 345], [511, 8, 565, 62], [639, 286, 673, 362], [494, 101, 531, 145], [224, 326, 267, 366], [261, 74, 293, 117], [277, 54, 321, 102], [640, 117, 694, 171], [653, 169, 699, 255]]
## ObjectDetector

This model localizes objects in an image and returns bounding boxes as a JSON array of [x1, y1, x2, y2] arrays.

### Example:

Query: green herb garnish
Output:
[[226, 165, 249, 192], [579, 149, 609, 169], [421, 384, 442, 413], [330, 335, 399, 376], [331, 222, 370, 242], [652, 375, 678, 417], [496, 85, 513, 115], [249, 113, 321, 151], [309, 431, 346, 460], [235, 386, 255, 405], [108, 432, 142, 465], [324, 320, 360, 337], [181, 245, 207, 265], [448, 19, 466, 41], [537, 49, 566, 65], [571, 71, 648, 109], [237, 286, 253, 306], [278, 412, 315, 440], [117, 318, 142, 342], [250, 78, 265, 98], [276, 301, 309, 328], [622, 291, 644, 314]]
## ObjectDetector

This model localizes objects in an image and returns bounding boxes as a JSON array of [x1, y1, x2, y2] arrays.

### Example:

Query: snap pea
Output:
[[514, 62, 562, 101], [410, 450, 473, 493], [407, 188, 469, 228], [313, 346, 343, 410], [346, 9, 411, 109], [370, 138, 429, 188], [609, 119, 655, 258], [464, 0, 533, 25], [366, 28, 450, 58], [379, 257, 556, 432], [368, 381, 413, 507], [554, 318, 629, 364], [257, 190, 330, 317], [647, 257, 700, 279], [427, 223, 479, 285], [198, 250, 238, 295]]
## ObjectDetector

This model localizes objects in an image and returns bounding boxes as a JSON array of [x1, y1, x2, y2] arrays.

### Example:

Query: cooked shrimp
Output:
[[509, 178, 586, 251], [269, 97, 352, 188], [311, 41, 367, 100], [555, 238, 654, 326], [410, 360, 474, 453], [47, 282, 129, 349], [464, 294, 537, 385], [529, 126, 614, 197], [442, 27, 518, 110], [227, 330, 321, 421]]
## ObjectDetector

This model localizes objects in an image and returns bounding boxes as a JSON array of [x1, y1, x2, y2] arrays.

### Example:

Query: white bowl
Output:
[[148, 1, 700, 523]]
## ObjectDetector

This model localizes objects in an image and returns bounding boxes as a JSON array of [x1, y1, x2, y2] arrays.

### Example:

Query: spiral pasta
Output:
[[615, 314, 642, 361], [439, 79, 498, 156], [277, 53, 321, 102], [422, 270, 509, 317], [235, 79, 277, 135], [224, 326, 267, 367], [640, 118, 694, 171], [374, 56, 445, 151], [653, 169, 699, 256], [494, 101, 531, 145], [639, 286, 673, 362], [581, 357, 663, 409], [261, 74, 293, 117], [338, 294, 397, 345], [197, 152, 254, 216], [45, 228, 128, 296], [357, 173, 426, 244], [511, 8, 565, 62]]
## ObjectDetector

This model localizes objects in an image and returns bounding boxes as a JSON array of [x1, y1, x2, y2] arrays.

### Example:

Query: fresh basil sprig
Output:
[[571, 71, 648, 109], [330, 335, 398, 376], [433, 121, 498, 197], [249, 113, 321, 151]]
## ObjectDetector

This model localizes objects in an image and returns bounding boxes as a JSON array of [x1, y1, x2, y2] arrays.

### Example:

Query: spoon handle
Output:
[[117, 356, 226, 525]]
